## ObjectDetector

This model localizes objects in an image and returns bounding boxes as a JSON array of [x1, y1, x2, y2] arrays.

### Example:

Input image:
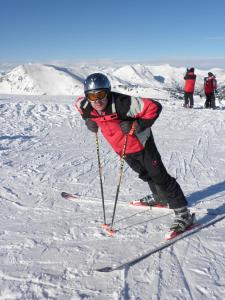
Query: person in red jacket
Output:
[[204, 72, 217, 109], [75, 73, 194, 234], [183, 67, 196, 108]]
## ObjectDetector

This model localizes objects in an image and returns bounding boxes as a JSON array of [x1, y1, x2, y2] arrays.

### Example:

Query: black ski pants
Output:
[[125, 131, 187, 209], [184, 92, 194, 107], [204, 93, 215, 108]]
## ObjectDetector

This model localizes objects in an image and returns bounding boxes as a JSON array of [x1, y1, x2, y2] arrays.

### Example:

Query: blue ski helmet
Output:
[[84, 73, 111, 94]]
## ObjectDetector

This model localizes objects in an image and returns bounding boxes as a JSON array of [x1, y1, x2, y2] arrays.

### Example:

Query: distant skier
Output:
[[183, 67, 196, 108], [75, 73, 194, 234], [204, 72, 217, 109]]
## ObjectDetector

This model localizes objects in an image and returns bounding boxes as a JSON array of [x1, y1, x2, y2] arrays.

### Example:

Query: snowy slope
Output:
[[0, 93, 224, 299], [0, 64, 83, 95], [146, 64, 225, 93], [1, 63, 225, 98], [112, 64, 162, 87]]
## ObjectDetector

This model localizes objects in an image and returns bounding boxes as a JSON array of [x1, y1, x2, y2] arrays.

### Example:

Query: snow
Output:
[[1, 63, 225, 97], [0, 64, 225, 299], [0, 64, 83, 96]]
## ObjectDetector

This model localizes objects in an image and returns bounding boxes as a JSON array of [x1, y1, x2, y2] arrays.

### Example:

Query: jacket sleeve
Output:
[[121, 96, 162, 130]]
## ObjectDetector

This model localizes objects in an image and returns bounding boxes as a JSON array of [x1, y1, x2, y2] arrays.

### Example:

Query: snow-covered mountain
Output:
[[0, 63, 225, 98], [0, 64, 83, 95]]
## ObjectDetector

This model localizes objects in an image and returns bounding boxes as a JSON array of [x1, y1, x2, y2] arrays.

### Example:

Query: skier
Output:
[[204, 72, 217, 109], [75, 73, 193, 233], [183, 67, 196, 108]]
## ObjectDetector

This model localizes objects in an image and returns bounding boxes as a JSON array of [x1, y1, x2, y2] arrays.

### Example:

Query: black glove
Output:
[[85, 119, 98, 133], [120, 121, 133, 134], [135, 120, 144, 134], [120, 120, 144, 135]]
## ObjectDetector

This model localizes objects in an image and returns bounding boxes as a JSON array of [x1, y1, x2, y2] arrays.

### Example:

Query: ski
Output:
[[60, 191, 105, 203], [61, 192, 223, 215], [95, 213, 225, 272], [129, 200, 168, 208], [61, 191, 167, 208], [61, 192, 170, 213], [61, 191, 78, 201]]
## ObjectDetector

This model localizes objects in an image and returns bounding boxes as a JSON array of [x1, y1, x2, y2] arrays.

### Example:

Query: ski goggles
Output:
[[86, 90, 108, 102]]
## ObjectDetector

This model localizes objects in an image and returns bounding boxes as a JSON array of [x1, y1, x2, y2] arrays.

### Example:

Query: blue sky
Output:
[[1, 0, 225, 67]]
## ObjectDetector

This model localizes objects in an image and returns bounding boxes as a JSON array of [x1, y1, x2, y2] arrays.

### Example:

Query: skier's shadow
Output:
[[188, 180, 225, 224], [188, 179, 225, 206]]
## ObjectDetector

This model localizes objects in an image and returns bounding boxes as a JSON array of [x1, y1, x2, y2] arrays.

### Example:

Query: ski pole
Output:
[[95, 133, 106, 225], [108, 134, 128, 235]]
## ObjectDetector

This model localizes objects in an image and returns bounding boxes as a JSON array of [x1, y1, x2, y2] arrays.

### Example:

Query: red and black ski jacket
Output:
[[75, 92, 162, 155], [184, 71, 196, 93], [204, 76, 217, 94]]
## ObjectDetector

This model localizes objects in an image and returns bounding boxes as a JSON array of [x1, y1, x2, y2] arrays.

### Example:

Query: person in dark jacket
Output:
[[183, 67, 196, 108], [75, 73, 193, 233], [204, 72, 217, 109]]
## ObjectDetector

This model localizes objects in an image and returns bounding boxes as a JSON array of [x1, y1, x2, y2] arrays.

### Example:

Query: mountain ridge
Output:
[[0, 63, 224, 96]]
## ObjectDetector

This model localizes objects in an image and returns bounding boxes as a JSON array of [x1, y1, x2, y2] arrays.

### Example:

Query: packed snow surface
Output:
[[0, 92, 224, 299]]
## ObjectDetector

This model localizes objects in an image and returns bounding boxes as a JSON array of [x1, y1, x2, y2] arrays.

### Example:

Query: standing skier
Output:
[[183, 67, 196, 108], [75, 73, 193, 233], [204, 72, 217, 109]]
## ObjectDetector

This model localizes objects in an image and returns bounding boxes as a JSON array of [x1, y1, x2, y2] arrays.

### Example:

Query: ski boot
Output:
[[130, 194, 168, 208], [170, 206, 195, 233]]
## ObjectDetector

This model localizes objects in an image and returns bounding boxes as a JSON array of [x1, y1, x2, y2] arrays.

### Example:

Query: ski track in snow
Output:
[[0, 95, 225, 299]]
